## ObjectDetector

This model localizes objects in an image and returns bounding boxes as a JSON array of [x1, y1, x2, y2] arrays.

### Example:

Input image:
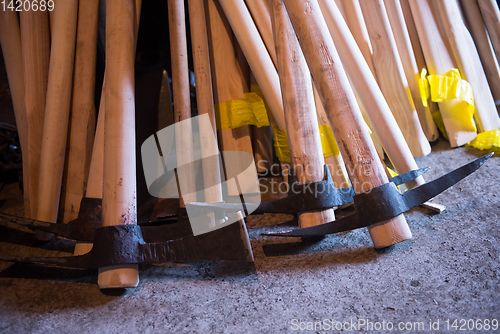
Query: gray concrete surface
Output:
[[0, 139, 498, 333]]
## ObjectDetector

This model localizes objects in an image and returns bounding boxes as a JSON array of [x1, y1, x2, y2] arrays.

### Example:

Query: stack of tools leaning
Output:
[[0, 0, 497, 291]]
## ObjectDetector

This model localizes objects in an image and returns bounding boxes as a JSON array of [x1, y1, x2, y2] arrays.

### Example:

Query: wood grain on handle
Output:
[[359, 0, 431, 158], [98, 0, 139, 289], [318, 0, 424, 189], [81, 0, 142, 261], [188, 0, 223, 205], [269, 0, 334, 228], [60, 0, 100, 224], [283, 0, 411, 248], [400, 0, 442, 121], [207, 0, 257, 196], [168, 0, 197, 206], [385, 0, 439, 142], [409, 0, 477, 147], [245, 0, 276, 64], [477, 0, 500, 67], [36, 0, 78, 225], [313, 87, 350, 190], [217, 0, 286, 130], [435, 0, 500, 132], [19, 9, 50, 219], [460, 0, 500, 104], [341, 0, 375, 75]]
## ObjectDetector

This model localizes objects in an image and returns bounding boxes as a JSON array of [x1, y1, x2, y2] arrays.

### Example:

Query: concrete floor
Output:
[[0, 139, 498, 333]]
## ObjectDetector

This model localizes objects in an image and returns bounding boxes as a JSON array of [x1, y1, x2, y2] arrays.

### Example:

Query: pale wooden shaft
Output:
[[401, 0, 441, 119], [36, 0, 79, 224], [243, 0, 282, 173], [435, 0, 500, 132], [342, 0, 375, 75], [188, 0, 223, 204], [359, 0, 431, 158], [409, 0, 477, 147], [86, 0, 142, 201], [318, 0, 424, 188], [250, 75, 273, 174], [169, 0, 191, 124], [96, 0, 142, 287], [207, 0, 257, 196], [313, 85, 350, 189], [284, 0, 411, 248], [0, 10, 29, 215], [385, 0, 439, 142], [477, 0, 500, 66], [99, 0, 139, 289], [460, 0, 500, 103], [20, 9, 50, 218], [246, 0, 276, 64], [400, 0, 427, 78], [169, 0, 197, 207], [61, 0, 100, 223], [269, 0, 334, 228], [217, 0, 286, 130], [334, 0, 346, 20], [86, 101, 105, 199]]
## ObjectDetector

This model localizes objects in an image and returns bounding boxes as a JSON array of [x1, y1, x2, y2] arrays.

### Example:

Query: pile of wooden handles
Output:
[[1, 0, 499, 288], [0, 0, 141, 289]]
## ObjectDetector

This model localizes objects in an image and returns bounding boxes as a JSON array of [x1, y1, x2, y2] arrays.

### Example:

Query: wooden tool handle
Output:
[[460, 0, 500, 103], [284, 0, 411, 248], [217, 0, 286, 130], [206, 0, 257, 197], [384, 0, 439, 142], [313, 88, 350, 189], [98, 0, 139, 289], [477, 0, 500, 67], [61, 0, 100, 224], [341, 0, 375, 75], [269, 0, 334, 228], [168, 0, 197, 207], [20, 9, 51, 219], [246, 0, 276, 64], [435, 0, 500, 132], [359, 0, 431, 158], [36, 0, 79, 225], [318, 0, 424, 189], [188, 0, 224, 205], [408, 0, 477, 147]]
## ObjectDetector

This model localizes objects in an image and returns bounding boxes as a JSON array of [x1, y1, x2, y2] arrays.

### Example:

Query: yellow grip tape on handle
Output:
[[273, 127, 290, 163], [272, 125, 340, 163], [466, 129, 500, 151], [214, 92, 270, 130], [319, 125, 341, 157], [419, 68, 477, 138]]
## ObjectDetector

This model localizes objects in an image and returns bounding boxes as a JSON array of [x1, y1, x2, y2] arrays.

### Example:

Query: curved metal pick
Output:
[[186, 166, 430, 215], [262, 153, 493, 237], [0, 216, 254, 268]]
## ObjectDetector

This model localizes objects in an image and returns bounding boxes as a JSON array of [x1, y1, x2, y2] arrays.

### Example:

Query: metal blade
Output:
[[262, 154, 493, 238], [390, 167, 430, 185], [0, 217, 254, 268], [186, 167, 430, 214], [402, 153, 494, 211]]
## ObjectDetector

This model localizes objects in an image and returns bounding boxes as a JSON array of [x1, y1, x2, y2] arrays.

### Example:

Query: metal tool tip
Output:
[[261, 230, 294, 237]]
